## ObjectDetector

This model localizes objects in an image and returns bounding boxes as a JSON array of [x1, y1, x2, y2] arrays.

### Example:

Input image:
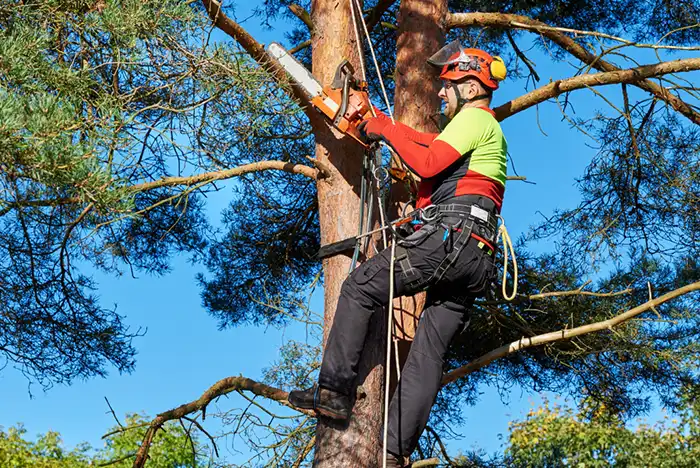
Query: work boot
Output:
[[287, 384, 351, 420]]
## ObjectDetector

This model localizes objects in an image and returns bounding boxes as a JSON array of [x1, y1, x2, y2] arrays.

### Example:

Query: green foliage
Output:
[[97, 414, 208, 468], [0, 415, 208, 467], [0, 0, 318, 386], [504, 393, 700, 467], [0, 425, 90, 467]]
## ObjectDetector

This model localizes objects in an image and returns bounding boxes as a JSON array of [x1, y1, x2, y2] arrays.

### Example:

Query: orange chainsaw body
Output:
[[309, 61, 374, 148]]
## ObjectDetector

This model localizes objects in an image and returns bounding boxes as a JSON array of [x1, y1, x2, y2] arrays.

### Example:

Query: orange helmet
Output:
[[428, 41, 507, 90]]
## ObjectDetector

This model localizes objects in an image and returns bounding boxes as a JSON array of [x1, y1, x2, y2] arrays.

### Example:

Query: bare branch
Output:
[[448, 12, 700, 125], [102, 423, 151, 440], [104, 397, 125, 430], [200, 0, 317, 122], [182, 415, 220, 457], [412, 458, 441, 467], [493, 57, 700, 121], [366, 0, 399, 31], [3, 160, 321, 214], [132, 376, 313, 468], [289, 39, 312, 55], [291, 435, 315, 468], [443, 281, 700, 385], [504, 21, 700, 51], [289, 4, 313, 31], [130, 160, 321, 192], [99, 453, 138, 467], [506, 29, 540, 82], [424, 425, 454, 466], [527, 286, 633, 301]]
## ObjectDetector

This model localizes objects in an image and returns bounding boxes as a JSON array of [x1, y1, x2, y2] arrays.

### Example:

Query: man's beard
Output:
[[430, 100, 456, 131]]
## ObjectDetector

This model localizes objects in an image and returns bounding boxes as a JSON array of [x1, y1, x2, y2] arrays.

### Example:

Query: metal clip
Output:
[[420, 205, 439, 222], [372, 166, 390, 185]]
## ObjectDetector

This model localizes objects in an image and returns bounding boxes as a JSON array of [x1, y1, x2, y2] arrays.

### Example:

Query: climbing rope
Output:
[[496, 216, 518, 301], [347, 2, 398, 466]]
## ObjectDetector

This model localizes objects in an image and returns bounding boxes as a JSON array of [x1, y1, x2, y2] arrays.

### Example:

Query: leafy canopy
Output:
[[0, 414, 208, 467]]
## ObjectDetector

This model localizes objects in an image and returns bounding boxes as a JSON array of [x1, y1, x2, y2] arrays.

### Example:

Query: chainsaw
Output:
[[267, 42, 373, 147]]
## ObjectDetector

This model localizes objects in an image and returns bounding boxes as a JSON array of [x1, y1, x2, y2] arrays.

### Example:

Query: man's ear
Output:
[[468, 80, 480, 98]]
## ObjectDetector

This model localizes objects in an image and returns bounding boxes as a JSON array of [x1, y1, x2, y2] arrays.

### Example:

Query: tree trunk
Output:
[[311, 0, 385, 466], [311, 1, 447, 465], [392, 0, 447, 359]]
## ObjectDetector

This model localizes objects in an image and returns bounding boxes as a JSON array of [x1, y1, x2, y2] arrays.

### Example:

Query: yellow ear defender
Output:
[[490, 56, 507, 82]]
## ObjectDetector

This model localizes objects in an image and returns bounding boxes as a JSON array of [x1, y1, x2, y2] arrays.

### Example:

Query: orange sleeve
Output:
[[380, 124, 462, 178]]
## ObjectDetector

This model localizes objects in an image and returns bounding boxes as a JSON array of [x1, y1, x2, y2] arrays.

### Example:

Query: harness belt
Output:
[[424, 203, 498, 238], [394, 203, 498, 292]]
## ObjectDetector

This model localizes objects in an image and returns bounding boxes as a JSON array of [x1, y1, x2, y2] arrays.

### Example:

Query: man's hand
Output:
[[358, 115, 391, 143]]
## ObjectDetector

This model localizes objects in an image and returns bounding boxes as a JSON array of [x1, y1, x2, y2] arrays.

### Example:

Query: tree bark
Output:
[[391, 0, 447, 349], [311, 0, 385, 466]]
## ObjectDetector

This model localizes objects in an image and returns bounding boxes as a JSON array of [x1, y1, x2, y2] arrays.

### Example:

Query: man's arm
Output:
[[377, 109, 483, 178], [393, 121, 439, 147]]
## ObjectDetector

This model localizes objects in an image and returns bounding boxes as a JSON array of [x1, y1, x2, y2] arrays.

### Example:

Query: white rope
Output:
[[348, 0, 368, 83], [496, 216, 518, 301], [351, 0, 394, 123], [382, 239, 396, 468], [393, 335, 401, 379], [347, 5, 399, 466]]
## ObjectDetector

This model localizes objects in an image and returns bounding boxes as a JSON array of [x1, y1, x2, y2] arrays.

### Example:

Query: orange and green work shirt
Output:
[[380, 107, 508, 211]]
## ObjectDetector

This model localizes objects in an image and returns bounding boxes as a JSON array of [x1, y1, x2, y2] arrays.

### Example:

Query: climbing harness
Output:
[[393, 204, 499, 292]]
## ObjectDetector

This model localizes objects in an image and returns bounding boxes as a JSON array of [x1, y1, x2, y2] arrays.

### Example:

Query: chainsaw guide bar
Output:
[[267, 42, 373, 147]]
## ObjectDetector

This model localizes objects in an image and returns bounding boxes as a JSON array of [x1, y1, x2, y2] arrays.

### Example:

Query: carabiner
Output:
[[420, 205, 439, 222]]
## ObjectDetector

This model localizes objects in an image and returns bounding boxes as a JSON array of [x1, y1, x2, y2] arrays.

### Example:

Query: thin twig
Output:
[[506, 29, 540, 82]]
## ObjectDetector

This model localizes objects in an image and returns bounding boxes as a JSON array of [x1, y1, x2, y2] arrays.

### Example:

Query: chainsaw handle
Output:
[[334, 73, 351, 126], [331, 60, 355, 88]]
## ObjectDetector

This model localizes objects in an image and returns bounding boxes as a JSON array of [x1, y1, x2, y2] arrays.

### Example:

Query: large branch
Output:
[[132, 376, 313, 468], [130, 160, 324, 192], [448, 12, 700, 125], [493, 57, 700, 121], [200, 0, 317, 122], [442, 280, 700, 385], [366, 0, 399, 31], [1, 160, 327, 214]]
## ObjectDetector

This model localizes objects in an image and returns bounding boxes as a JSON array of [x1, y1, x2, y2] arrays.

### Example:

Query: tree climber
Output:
[[289, 41, 508, 467]]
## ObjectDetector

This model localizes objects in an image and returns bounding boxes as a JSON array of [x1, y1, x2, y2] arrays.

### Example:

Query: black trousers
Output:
[[318, 218, 495, 457]]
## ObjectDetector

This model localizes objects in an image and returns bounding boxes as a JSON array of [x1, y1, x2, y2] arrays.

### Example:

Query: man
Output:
[[289, 42, 508, 467]]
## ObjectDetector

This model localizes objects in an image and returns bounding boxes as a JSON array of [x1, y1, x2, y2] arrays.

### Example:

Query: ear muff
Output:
[[490, 56, 507, 82]]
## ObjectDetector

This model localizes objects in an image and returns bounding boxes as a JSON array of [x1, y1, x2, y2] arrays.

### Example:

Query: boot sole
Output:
[[288, 398, 348, 420], [315, 405, 349, 421]]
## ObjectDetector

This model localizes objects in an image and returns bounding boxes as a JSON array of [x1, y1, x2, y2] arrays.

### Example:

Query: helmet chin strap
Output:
[[453, 84, 490, 109], [432, 86, 491, 131]]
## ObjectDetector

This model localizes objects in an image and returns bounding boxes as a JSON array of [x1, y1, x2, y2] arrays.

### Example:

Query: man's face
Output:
[[438, 80, 459, 119], [438, 79, 485, 120]]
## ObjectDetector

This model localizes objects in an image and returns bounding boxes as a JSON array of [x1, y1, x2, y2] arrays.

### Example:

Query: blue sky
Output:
[[0, 1, 681, 465]]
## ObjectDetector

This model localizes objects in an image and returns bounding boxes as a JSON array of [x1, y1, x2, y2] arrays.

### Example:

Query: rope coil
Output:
[[496, 216, 518, 301]]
